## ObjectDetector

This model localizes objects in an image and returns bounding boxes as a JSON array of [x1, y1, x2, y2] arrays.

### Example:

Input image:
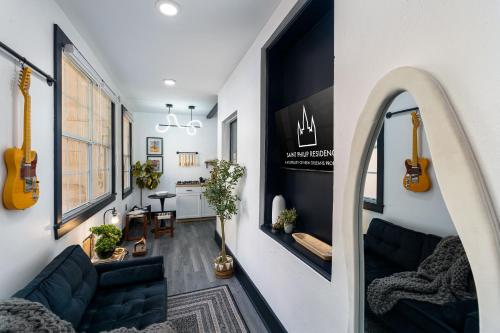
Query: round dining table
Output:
[[148, 192, 176, 212]]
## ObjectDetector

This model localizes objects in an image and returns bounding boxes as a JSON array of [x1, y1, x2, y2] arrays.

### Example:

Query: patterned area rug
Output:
[[167, 285, 249, 333]]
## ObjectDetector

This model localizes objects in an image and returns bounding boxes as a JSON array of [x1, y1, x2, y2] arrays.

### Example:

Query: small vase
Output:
[[284, 224, 294, 234], [272, 195, 286, 225]]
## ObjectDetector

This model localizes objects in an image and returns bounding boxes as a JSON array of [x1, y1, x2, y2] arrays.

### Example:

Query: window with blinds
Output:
[[61, 54, 112, 217], [364, 143, 378, 201], [122, 106, 133, 198]]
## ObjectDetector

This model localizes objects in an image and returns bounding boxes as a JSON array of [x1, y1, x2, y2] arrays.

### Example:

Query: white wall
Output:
[[363, 92, 456, 237], [334, 0, 500, 331], [219, 0, 500, 332], [0, 0, 137, 298], [218, 1, 336, 332], [133, 112, 217, 211]]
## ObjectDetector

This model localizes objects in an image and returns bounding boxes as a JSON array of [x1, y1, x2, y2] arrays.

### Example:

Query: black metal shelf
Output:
[[260, 224, 332, 280]]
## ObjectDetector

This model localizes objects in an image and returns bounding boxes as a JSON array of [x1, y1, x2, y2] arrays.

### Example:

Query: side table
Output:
[[91, 247, 128, 265], [153, 212, 175, 238], [125, 213, 148, 241]]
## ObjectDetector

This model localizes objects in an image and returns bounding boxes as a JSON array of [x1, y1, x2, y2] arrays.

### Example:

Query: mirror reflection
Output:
[[361, 92, 479, 333]]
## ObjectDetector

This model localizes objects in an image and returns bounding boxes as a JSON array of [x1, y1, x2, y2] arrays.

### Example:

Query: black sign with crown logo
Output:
[[275, 87, 333, 172]]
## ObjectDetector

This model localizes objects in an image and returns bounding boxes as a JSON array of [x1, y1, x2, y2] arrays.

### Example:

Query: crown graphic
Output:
[[297, 105, 317, 148]]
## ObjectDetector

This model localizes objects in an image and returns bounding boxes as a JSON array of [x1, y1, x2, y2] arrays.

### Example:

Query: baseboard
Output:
[[214, 231, 287, 333]]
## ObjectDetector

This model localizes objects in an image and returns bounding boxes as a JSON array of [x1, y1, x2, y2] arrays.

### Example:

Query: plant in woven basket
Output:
[[89, 224, 122, 259], [132, 160, 162, 207], [203, 159, 245, 277]]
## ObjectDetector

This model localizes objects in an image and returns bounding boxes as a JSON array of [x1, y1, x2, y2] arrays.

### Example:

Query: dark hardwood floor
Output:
[[123, 218, 269, 333]]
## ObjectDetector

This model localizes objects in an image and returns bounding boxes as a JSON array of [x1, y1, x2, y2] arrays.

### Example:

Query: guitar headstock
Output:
[[411, 111, 421, 128], [18, 67, 32, 97]]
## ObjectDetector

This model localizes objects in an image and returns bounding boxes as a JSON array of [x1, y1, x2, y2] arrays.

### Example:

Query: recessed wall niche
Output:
[[261, 0, 333, 279]]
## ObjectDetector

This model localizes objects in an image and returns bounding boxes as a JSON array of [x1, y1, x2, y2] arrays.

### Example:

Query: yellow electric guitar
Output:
[[403, 112, 431, 192], [3, 67, 39, 210]]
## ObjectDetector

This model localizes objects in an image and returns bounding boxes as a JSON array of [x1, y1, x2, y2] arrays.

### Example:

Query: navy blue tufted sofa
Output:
[[364, 218, 479, 333], [13, 245, 167, 333]]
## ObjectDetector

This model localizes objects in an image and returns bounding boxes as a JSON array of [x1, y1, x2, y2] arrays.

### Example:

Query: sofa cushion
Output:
[[382, 299, 457, 333], [13, 245, 97, 329], [464, 311, 479, 333], [364, 251, 404, 285], [365, 219, 429, 271], [77, 279, 167, 333], [442, 300, 479, 332], [420, 233, 442, 263]]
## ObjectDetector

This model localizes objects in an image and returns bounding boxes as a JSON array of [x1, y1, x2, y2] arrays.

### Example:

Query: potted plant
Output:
[[132, 160, 162, 207], [89, 225, 122, 259], [279, 208, 298, 234], [203, 159, 245, 279]]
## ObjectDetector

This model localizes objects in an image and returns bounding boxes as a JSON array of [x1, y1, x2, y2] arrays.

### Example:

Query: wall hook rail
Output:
[[386, 107, 419, 119], [0, 41, 55, 86]]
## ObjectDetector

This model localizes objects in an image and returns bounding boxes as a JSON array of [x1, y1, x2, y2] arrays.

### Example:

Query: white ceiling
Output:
[[55, 0, 281, 115]]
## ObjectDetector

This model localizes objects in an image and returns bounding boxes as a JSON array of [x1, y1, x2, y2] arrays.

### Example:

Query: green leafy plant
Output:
[[278, 208, 298, 226], [203, 159, 245, 264], [132, 160, 162, 206], [89, 224, 122, 258]]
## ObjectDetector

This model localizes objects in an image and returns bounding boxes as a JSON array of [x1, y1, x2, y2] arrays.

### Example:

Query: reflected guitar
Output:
[[3, 67, 39, 210], [403, 112, 431, 192]]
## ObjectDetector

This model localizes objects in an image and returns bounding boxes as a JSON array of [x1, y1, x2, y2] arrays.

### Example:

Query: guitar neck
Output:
[[412, 125, 418, 166], [22, 95, 32, 163]]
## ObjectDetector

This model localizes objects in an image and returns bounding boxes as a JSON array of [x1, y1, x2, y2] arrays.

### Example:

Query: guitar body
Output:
[[3, 148, 39, 210], [403, 158, 431, 192]]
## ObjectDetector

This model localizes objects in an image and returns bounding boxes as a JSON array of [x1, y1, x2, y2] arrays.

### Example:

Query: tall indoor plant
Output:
[[132, 160, 162, 207], [203, 159, 245, 278]]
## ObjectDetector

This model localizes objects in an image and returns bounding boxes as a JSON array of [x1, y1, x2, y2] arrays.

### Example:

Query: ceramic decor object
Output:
[[272, 195, 286, 225]]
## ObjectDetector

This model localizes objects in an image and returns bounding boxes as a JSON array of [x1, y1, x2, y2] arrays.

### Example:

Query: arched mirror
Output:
[[360, 91, 479, 333], [343, 67, 500, 333]]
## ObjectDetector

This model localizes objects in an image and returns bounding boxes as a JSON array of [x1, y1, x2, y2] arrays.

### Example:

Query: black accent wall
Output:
[[264, 0, 333, 244]]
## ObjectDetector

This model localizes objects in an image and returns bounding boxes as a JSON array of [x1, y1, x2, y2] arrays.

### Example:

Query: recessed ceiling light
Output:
[[163, 79, 176, 86], [156, 0, 180, 17]]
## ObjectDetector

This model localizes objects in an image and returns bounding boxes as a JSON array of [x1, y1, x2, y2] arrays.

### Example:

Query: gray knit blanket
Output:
[[367, 236, 476, 315], [0, 298, 176, 333]]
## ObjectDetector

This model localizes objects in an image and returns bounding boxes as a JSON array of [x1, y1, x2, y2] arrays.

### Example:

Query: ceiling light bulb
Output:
[[163, 79, 176, 86], [156, 0, 180, 16]]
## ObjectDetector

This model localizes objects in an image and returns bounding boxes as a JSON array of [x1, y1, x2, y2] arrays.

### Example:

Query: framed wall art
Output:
[[147, 156, 164, 173], [146, 137, 163, 155]]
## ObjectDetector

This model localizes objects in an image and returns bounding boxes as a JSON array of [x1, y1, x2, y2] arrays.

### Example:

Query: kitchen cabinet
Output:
[[176, 186, 216, 219], [201, 195, 216, 217]]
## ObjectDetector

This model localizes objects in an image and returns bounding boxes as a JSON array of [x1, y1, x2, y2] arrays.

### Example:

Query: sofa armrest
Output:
[[95, 256, 164, 275]]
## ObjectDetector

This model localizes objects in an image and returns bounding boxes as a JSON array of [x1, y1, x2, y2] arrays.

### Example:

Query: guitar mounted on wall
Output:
[[3, 66, 40, 210], [403, 111, 431, 192]]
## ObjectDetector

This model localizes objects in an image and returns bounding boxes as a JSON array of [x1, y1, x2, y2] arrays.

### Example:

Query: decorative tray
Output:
[[91, 247, 128, 264], [292, 233, 332, 261]]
